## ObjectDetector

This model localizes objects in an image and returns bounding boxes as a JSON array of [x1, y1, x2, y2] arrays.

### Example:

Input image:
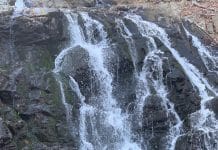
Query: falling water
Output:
[[10, 0, 26, 61], [184, 28, 218, 75], [116, 18, 150, 148], [115, 19, 138, 69], [125, 13, 218, 149], [117, 15, 182, 149], [183, 28, 218, 150], [57, 79, 74, 136], [53, 12, 79, 139], [143, 39, 183, 150], [54, 11, 141, 150], [13, 0, 26, 17], [69, 76, 95, 150]]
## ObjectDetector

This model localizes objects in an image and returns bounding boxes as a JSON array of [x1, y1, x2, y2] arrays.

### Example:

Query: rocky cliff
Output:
[[0, 0, 217, 150]]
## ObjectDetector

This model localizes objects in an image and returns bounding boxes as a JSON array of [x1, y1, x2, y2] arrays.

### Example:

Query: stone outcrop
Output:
[[0, 8, 76, 149]]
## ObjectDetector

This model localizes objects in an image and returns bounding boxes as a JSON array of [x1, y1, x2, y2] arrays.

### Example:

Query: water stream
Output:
[[54, 11, 141, 150], [125, 13, 218, 149]]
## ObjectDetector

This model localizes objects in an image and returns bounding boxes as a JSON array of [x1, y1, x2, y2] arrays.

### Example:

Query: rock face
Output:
[[0, 0, 217, 150], [0, 8, 76, 149]]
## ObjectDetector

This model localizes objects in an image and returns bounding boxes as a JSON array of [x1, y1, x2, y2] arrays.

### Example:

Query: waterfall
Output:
[[124, 14, 217, 98], [115, 19, 138, 69], [116, 18, 150, 148], [53, 12, 79, 141], [10, 0, 26, 57], [125, 13, 218, 149], [69, 76, 95, 150], [13, 0, 26, 17], [54, 11, 141, 150], [143, 39, 183, 150], [184, 28, 218, 76], [117, 15, 182, 149], [57, 79, 74, 136]]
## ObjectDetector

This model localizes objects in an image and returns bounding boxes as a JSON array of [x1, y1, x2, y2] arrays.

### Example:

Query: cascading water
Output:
[[53, 12, 79, 140], [6, 0, 26, 92], [115, 19, 138, 70], [54, 10, 218, 149], [125, 13, 218, 149], [184, 28, 218, 76], [116, 15, 183, 150], [116, 18, 150, 148], [184, 27, 218, 149], [69, 76, 95, 150], [13, 0, 26, 17], [9, 0, 26, 64], [54, 11, 141, 150], [142, 39, 183, 150]]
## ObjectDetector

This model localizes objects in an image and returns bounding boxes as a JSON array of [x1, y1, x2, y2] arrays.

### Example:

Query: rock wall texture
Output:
[[0, 0, 217, 149]]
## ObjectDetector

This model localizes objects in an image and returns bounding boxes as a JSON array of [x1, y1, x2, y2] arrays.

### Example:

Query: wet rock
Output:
[[158, 37, 201, 122], [0, 9, 74, 149], [175, 131, 218, 150], [61, 46, 90, 77], [141, 95, 174, 150], [0, 91, 16, 106], [20, 103, 52, 117], [12, 11, 65, 46], [60, 46, 93, 98], [206, 97, 218, 119], [0, 118, 12, 147], [8, 0, 16, 6], [143, 95, 170, 132]]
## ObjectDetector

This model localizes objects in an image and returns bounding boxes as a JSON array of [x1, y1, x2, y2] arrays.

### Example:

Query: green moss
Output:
[[46, 74, 63, 106], [38, 48, 54, 70]]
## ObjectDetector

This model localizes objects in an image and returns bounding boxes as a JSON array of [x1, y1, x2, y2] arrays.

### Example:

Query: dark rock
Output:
[[142, 96, 170, 132], [12, 11, 65, 46], [160, 42, 201, 122], [8, 0, 16, 6], [20, 104, 52, 117], [0, 91, 17, 106], [0, 118, 12, 147], [175, 131, 218, 150], [0, 9, 74, 149], [206, 97, 218, 119]]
